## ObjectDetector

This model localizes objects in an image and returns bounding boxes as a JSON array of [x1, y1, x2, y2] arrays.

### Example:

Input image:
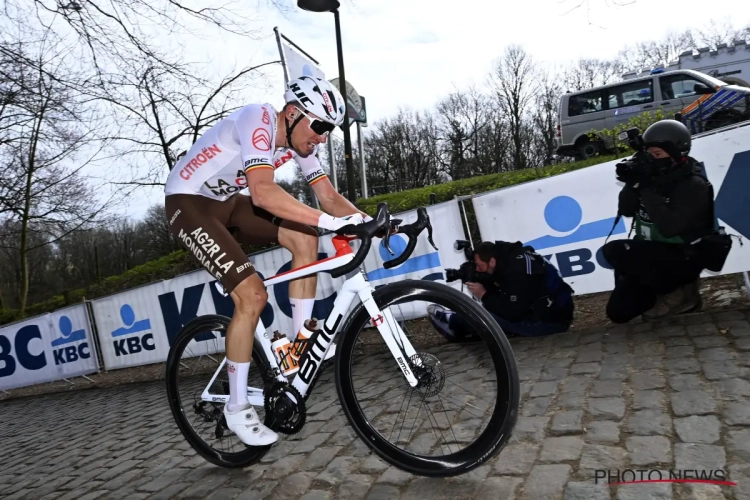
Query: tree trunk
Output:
[[18, 97, 47, 315], [19, 164, 32, 315]]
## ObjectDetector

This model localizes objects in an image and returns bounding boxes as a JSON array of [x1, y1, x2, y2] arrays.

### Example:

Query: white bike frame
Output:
[[199, 236, 421, 407]]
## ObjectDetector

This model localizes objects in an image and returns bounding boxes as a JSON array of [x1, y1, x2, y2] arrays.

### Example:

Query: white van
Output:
[[555, 69, 750, 159]]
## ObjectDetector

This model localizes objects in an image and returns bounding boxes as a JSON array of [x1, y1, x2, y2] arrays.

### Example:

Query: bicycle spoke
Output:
[[390, 387, 415, 444], [345, 297, 509, 463]]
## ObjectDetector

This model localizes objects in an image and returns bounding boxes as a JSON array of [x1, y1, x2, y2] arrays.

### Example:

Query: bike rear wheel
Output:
[[335, 280, 520, 477], [165, 314, 274, 468]]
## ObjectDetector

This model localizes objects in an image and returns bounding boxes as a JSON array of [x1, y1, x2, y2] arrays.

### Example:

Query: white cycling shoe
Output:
[[223, 404, 278, 446]]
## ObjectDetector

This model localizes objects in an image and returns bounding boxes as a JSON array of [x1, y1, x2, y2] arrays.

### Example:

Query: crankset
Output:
[[264, 382, 307, 435]]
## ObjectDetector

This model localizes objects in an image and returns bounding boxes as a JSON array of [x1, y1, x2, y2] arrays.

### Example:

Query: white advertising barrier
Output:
[[91, 199, 467, 370], [0, 304, 99, 391], [472, 123, 750, 296]]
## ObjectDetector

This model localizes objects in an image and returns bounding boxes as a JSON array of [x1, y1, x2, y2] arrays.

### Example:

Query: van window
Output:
[[568, 90, 604, 117], [606, 79, 654, 109], [659, 74, 713, 99]]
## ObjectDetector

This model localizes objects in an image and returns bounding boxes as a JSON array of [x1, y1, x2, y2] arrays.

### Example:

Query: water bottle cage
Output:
[[276, 346, 297, 371], [291, 337, 310, 358]]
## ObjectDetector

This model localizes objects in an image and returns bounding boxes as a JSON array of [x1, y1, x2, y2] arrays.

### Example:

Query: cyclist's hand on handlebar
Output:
[[318, 213, 365, 232]]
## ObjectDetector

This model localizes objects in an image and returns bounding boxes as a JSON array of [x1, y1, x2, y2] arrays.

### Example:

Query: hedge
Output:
[[356, 155, 620, 215], [1, 153, 624, 326]]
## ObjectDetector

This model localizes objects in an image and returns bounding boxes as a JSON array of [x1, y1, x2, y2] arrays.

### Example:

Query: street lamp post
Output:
[[297, 0, 357, 203]]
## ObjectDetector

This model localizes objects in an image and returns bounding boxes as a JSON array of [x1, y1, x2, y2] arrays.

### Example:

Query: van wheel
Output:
[[575, 139, 601, 160]]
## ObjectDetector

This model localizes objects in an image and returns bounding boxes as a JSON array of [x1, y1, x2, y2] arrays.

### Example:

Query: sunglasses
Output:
[[295, 107, 336, 136]]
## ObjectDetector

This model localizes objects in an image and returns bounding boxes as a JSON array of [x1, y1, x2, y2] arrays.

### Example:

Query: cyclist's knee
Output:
[[231, 276, 268, 315], [285, 226, 319, 259]]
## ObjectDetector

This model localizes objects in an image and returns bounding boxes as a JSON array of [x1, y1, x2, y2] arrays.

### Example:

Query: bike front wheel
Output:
[[335, 280, 520, 477]]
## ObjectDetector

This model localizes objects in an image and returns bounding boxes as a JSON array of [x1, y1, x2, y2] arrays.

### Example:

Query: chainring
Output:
[[264, 382, 307, 435]]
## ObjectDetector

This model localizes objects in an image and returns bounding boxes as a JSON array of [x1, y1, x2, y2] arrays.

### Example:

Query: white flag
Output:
[[280, 38, 325, 82]]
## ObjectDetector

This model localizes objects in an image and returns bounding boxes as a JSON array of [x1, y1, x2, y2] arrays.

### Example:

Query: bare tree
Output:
[[562, 58, 623, 92], [694, 18, 749, 48], [94, 57, 279, 187], [0, 220, 55, 309], [558, 0, 636, 27], [0, 32, 114, 314], [435, 85, 496, 179], [532, 72, 564, 163], [3, 0, 280, 80], [134, 204, 180, 261], [474, 111, 512, 174], [358, 109, 441, 196], [617, 29, 696, 72], [488, 45, 537, 170]]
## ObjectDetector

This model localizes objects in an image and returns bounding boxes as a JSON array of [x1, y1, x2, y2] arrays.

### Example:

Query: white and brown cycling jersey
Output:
[[164, 102, 327, 201]]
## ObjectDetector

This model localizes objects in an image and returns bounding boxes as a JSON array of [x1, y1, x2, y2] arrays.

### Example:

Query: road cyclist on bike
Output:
[[163, 76, 375, 447]]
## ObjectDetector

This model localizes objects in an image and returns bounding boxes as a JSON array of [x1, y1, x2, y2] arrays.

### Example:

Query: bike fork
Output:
[[352, 273, 421, 386]]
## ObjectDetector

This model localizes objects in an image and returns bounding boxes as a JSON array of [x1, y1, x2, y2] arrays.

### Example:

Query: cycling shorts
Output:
[[165, 193, 282, 294]]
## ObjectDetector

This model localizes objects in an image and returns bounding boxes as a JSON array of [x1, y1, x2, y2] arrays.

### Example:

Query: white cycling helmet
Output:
[[284, 76, 346, 127]]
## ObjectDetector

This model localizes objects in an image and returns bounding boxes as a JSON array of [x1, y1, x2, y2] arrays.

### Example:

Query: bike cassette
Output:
[[264, 382, 306, 435]]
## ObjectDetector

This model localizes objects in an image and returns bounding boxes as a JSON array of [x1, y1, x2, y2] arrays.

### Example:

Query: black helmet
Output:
[[642, 119, 692, 161]]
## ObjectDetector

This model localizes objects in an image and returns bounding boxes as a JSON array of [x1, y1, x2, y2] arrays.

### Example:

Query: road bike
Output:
[[165, 202, 520, 477]]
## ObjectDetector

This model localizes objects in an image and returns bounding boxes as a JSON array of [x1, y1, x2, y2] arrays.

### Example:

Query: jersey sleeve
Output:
[[235, 104, 275, 175], [295, 145, 328, 186]]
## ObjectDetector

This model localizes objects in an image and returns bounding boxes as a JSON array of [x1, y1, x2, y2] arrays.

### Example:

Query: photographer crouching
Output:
[[603, 119, 730, 323], [428, 240, 575, 341]]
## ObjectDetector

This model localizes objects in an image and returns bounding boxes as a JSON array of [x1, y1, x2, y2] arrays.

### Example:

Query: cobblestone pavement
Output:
[[2, 308, 750, 500]]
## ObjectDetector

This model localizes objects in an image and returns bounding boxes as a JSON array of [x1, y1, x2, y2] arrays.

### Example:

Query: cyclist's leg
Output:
[[228, 195, 320, 337], [279, 221, 319, 335], [166, 193, 278, 446]]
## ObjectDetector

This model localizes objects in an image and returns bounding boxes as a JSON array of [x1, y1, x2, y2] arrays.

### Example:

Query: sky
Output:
[[119, 0, 750, 219]]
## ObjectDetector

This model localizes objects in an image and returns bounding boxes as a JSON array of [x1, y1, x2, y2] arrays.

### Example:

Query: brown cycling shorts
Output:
[[165, 193, 283, 294]]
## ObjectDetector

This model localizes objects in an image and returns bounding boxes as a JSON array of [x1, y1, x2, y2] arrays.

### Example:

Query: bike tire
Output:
[[165, 314, 273, 468], [334, 280, 520, 477]]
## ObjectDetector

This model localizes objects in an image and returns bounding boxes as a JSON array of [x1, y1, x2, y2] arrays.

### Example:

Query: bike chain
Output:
[[264, 381, 307, 435]]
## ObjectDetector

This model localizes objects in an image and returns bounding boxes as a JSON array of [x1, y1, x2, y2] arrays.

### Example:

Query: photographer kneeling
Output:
[[603, 119, 723, 323], [428, 240, 574, 341]]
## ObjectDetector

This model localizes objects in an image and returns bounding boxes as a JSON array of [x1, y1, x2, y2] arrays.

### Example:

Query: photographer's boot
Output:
[[642, 280, 701, 321], [427, 304, 457, 342]]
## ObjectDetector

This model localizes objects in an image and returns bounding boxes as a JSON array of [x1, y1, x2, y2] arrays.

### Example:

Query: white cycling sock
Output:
[[226, 359, 251, 412], [290, 297, 315, 337]]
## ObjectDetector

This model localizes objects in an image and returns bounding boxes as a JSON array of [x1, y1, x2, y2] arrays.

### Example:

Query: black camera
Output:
[[445, 261, 477, 284], [454, 240, 474, 261], [617, 127, 645, 152], [445, 240, 477, 283], [615, 127, 650, 181]]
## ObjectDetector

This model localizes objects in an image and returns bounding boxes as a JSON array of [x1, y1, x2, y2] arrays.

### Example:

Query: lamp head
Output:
[[297, 0, 340, 12]]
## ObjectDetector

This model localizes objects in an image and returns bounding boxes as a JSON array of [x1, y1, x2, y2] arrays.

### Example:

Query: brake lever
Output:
[[419, 208, 438, 251], [383, 223, 394, 256]]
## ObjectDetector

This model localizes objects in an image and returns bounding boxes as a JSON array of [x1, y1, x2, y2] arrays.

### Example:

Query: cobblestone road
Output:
[[2, 308, 750, 499]]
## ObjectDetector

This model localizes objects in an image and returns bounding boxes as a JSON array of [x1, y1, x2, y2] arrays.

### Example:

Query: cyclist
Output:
[[164, 76, 369, 446]]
